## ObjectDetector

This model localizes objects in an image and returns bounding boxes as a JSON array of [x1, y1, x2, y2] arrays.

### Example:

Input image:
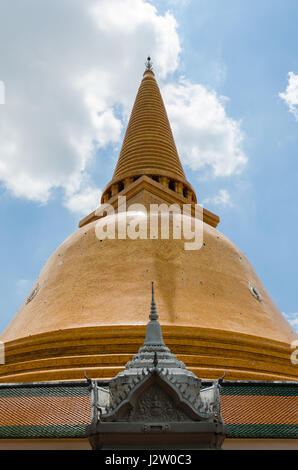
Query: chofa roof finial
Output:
[[149, 281, 158, 321], [145, 56, 153, 71]]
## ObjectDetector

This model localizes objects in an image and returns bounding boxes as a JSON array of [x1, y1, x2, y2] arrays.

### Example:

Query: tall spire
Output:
[[121, 282, 190, 371], [145, 56, 153, 71], [101, 57, 195, 202], [149, 281, 158, 321]]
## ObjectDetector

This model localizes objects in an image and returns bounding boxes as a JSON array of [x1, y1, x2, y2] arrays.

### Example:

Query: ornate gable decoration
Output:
[[86, 283, 227, 449]]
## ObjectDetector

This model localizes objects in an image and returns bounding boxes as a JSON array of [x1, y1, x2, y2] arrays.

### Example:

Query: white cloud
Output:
[[65, 185, 101, 216], [90, 1, 180, 80], [283, 312, 298, 333], [279, 72, 298, 120], [203, 189, 233, 207], [162, 79, 247, 177], [0, 0, 246, 215], [0, 0, 180, 211]]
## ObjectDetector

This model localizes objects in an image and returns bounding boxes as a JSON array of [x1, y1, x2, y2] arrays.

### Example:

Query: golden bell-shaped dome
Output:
[[0, 61, 297, 384], [0, 213, 296, 383]]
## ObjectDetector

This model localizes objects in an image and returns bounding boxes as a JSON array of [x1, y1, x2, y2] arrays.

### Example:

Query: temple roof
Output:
[[0, 381, 297, 440]]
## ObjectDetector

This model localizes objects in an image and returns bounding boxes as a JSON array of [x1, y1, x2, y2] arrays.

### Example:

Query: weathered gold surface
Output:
[[0, 66, 297, 383], [0, 214, 296, 382]]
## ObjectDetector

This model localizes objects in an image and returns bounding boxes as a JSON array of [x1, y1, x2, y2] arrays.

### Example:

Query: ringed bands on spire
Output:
[[101, 58, 196, 204]]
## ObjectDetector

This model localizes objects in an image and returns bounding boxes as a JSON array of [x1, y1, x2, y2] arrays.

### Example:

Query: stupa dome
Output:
[[0, 211, 296, 382], [0, 60, 297, 384]]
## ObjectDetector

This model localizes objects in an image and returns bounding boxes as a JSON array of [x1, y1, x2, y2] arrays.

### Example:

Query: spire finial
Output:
[[150, 281, 158, 321], [145, 56, 153, 71]]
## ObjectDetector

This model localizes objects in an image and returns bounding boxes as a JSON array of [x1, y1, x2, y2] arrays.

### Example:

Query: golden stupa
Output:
[[0, 60, 297, 383]]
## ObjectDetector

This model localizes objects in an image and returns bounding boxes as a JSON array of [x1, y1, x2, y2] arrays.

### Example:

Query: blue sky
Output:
[[0, 0, 297, 333]]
